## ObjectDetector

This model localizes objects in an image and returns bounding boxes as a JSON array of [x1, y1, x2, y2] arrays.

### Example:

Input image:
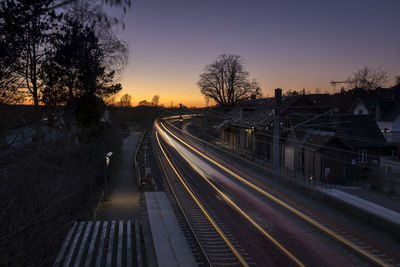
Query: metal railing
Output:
[[134, 132, 146, 187]]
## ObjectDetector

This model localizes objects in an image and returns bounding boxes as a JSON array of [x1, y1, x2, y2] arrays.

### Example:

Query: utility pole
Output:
[[273, 88, 282, 188]]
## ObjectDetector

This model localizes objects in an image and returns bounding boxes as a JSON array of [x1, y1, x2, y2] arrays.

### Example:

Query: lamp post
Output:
[[104, 152, 113, 201]]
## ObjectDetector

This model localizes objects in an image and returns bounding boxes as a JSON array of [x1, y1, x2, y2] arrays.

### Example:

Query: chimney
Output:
[[275, 88, 282, 107]]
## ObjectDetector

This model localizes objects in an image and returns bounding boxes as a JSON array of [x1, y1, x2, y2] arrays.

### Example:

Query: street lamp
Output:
[[104, 152, 113, 201]]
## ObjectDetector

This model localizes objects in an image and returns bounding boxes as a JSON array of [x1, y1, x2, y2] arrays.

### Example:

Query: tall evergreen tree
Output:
[[0, 0, 61, 107], [42, 17, 122, 125]]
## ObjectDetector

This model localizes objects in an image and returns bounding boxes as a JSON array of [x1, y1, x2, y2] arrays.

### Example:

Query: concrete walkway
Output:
[[321, 188, 400, 230], [338, 185, 400, 213], [145, 192, 196, 267], [96, 132, 142, 220]]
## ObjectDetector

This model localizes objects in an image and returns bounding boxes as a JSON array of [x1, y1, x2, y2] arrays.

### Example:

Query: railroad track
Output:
[[164, 119, 400, 267], [156, 131, 256, 267]]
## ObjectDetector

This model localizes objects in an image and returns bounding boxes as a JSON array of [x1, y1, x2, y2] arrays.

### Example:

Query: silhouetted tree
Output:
[[151, 95, 160, 106], [75, 95, 106, 127], [49, 0, 131, 13], [0, 0, 62, 107], [120, 93, 131, 107], [0, 39, 24, 104], [346, 66, 389, 90], [198, 54, 261, 106], [138, 100, 149, 106], [284, 90, 299, 96], [395, 76, 400, 87], [41, 18, 122, 124], [65, 1, 128, 73], [0, 0, 128, 108]]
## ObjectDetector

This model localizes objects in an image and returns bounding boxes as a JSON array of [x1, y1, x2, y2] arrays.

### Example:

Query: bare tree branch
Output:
[[198, 54, 261, 106]]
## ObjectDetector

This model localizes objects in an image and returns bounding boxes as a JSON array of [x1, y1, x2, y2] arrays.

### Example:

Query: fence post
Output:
[[313, 175, 315, 189]]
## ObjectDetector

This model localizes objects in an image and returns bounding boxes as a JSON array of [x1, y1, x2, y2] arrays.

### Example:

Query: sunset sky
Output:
[[112, 0, 400, 107]]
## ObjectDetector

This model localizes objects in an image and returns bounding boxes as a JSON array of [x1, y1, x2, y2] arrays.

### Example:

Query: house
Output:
[[220, 93, 330, 161], [283, 115, 385, 184], [352, 97, 400, 143], [219, 92, 386, 184]]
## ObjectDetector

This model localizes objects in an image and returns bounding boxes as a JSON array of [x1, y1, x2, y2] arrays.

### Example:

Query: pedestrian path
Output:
[[145, 192, 196, 267], [54, 220, 145, 267], [96, 132, 142, 220]]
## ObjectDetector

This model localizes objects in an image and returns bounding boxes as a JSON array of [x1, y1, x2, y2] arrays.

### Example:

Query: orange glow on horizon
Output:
[[119, 78, 209, 107]]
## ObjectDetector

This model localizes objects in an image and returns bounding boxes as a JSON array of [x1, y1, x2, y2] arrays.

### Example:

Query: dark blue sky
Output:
[[113, 0, 400, 106]]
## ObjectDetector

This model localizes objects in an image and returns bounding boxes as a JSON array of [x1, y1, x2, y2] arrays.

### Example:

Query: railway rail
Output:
[[156, 115, 400, 267], [156, 130, 255, 266], [177, 119, 400, 267]]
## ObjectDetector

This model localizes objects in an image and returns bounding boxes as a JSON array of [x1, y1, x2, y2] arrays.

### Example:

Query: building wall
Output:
[[353, 102, 369, 115], [315, 152, 322, 181], [320, 145, 345, 183], [284, 146, 295, 169], [393, 115, 400, 132], [253, 131, 272, 160]]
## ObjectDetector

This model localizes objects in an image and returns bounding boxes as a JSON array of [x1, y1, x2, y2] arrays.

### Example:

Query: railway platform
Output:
[[145, 191, 197, 267]]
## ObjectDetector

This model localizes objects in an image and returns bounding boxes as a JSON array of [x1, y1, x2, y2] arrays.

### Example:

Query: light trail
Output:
[[164, 130, 305, 267], [158, 119, 389, 267], [155, 130, 249, 267]]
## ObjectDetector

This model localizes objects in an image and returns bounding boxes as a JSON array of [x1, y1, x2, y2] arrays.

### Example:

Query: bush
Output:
[[75, 95, 105, 127], [0, 120, 123, 266]]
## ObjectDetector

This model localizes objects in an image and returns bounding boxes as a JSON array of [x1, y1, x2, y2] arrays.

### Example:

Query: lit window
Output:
[[358, 149, 367, 163]]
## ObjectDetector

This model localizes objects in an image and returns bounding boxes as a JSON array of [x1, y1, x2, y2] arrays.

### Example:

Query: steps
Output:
[[54, 220, 145, 267]]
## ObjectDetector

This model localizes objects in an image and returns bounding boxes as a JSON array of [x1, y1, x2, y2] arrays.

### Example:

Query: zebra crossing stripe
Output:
[[127, 220, 133, 267], [135, 220, 143, 267], [117, 220, 124, 266], [53, 222, 77, 266], [84, 221, 100, 266], [106, 221, 116, 266], [55, 220, 150, 266], [63, 222, 84, 267], [74, 221, 92, 267], [95, 221, 108, 267]]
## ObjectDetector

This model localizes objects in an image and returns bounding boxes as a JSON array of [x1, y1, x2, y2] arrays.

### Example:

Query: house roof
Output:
[[352, 97, 378, 111], [350, 96, 400, 122], [333, 115, 386, 148], [301, 130, 336, 151], [221, 96, 386, 149], [248, 94, 322, 127], [377, 99, 400, 122], [290, 115, 385, 151]]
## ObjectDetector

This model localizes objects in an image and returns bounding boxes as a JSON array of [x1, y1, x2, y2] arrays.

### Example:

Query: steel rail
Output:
[[169, 131, 305, 267], [154, 132, 212, 266], [180, 118, 400, 266], [160, 119, 389, 267], [155, 130, 249, 267]]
